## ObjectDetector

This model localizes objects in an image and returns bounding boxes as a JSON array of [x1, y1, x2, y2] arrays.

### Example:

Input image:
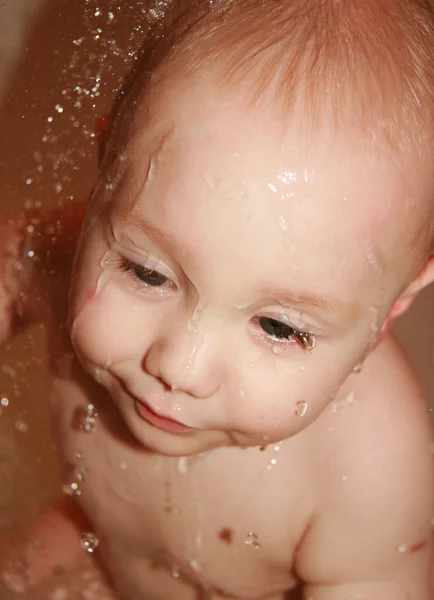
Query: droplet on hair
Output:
[[0, 395, 9, 408]]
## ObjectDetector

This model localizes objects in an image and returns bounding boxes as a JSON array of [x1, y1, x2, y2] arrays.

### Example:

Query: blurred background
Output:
[[0, 0, 433, 541]]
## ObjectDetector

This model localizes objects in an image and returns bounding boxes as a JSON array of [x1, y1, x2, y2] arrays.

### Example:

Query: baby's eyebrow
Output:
[[116, 211, 195, 262], [258, 288, 360, 324], [116, 211, 359, 324]]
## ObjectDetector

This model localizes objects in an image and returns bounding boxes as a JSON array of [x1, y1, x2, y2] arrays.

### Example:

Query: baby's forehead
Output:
[[109, 75, 428, 270]]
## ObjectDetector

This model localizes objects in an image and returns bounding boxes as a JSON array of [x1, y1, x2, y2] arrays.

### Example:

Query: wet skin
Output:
[[1, 71, 434, 599]]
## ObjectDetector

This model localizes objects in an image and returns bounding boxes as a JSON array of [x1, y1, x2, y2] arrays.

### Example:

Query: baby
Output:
[[1, 0, 434, 598]]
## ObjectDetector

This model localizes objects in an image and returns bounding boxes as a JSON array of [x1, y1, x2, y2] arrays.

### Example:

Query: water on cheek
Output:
[[70, 248, 117, 365], [179, 299, 208, 381]]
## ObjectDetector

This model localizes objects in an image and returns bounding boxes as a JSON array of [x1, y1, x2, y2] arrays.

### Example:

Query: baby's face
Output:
[[69, 74, 422, 456]]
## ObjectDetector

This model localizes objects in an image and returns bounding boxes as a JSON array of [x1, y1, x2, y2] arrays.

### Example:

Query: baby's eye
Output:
[[257, 316, 315, 350], [120, 258, 175, 290], [259, 316, 294, 340]]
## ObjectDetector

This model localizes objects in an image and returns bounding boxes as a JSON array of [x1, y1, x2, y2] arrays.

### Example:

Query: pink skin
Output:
[[68, 74, 433, 457]]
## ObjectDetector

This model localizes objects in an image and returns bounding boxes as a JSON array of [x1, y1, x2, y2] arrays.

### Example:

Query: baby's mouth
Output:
[[134, 397, 195, 434]]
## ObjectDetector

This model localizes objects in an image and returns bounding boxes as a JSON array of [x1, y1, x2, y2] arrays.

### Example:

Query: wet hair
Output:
[[100, 0, 434, 253], [104, 0, 434, 157]]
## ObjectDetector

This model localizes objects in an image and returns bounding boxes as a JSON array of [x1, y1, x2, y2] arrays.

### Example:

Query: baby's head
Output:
[[69, 0, 434, 456]]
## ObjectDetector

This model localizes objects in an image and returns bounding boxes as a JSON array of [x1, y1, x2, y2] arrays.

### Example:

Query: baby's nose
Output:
[[142, 320, 224, 399]]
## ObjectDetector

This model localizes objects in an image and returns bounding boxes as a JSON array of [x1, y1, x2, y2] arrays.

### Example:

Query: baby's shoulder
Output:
[[324, 333, 433, 514], [296, 333, 434, 584]]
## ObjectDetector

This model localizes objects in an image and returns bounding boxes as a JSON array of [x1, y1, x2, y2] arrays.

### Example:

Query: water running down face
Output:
[[69, 72, 434, 457]]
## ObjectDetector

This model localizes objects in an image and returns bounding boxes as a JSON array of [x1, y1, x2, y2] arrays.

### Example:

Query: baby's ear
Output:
[[370, 257, 434, 351], [389, 255, 434, 321], [375, 255, 434, 346]]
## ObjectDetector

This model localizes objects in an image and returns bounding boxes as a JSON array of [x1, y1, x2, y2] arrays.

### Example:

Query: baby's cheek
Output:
[[70, 283, 149, 367]]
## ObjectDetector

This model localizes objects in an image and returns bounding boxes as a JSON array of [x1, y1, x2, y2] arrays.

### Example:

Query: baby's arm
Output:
[[298, 340, 434, 599], [0, 201, 85, 344], [302, 473, 433, 599], [0, 498, 115, 599]]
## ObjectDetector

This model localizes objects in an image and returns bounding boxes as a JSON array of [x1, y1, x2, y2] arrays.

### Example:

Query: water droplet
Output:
[[295, 401, 307, 417], [171, 567, 181, 578], [80, 532, 100, 553], [75, 451, 84, 460], [266, 457, 278, 471], [80, 404, 97, 433], [14, 420, 28, 433], [0, 396, 9, 407], [331, 390, 356, 414], [189, 559, 201, 573], [50, 586, 68, 600], [244, 532, 261, 549], [177, 457, 189, 474], [187, 300, 206, 332], [278, 215, 288, 231], [62, 467, 86, 496], [55, 104, 64, 114], [398, 544, 408, 553], [0, 560, 31, 594]]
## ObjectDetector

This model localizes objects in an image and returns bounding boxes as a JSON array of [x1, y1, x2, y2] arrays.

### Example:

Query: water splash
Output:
[[80, 403, 98, 433], [80, 532, 100, 553], [62, 467, 86, 496]]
